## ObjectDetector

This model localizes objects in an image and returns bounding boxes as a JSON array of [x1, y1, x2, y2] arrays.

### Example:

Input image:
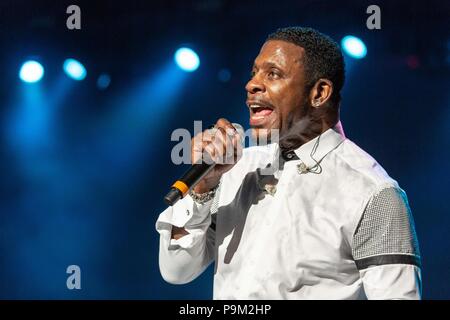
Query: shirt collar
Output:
[[281, 121, 346, 168]]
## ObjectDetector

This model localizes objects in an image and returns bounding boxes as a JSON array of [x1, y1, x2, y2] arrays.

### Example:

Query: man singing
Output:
[[156, 27, 422, 299]]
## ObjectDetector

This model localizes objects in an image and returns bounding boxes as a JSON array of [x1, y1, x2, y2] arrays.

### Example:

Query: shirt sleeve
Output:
[[352, 186, 422, 299], [155, 188, 219, 285]]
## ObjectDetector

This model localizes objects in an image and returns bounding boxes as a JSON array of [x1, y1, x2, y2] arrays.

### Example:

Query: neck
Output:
[[279, 108, 339, 152]]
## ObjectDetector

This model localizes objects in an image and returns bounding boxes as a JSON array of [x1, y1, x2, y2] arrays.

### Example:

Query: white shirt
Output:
[[156, 124, 422, 299]]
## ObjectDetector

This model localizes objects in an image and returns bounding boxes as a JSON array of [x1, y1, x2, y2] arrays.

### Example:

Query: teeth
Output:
[[250, 104, 270, 109]]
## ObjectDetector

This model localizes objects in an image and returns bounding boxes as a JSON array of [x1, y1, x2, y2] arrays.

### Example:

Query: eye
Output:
[[249, 70, 256, 79], [268, 69, 281, 79]]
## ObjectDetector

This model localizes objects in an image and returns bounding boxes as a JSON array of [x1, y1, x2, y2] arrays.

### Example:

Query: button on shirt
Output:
[[156, 124, 422, 299]]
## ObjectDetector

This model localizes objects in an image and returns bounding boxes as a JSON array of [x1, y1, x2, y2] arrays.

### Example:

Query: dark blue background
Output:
[[0, 0, 449, 299]]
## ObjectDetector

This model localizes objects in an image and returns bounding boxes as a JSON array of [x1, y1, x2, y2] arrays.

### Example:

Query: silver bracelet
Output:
[[189, 184, 219, 204]]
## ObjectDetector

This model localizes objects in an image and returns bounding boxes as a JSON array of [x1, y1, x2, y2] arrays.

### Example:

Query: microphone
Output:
[[164, 123, 244, 206]]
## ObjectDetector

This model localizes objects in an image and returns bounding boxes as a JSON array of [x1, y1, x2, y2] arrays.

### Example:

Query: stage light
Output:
[[174, 47, 200, 72], [97, 73, 111, 90], [63, 58, 87, 80], [19, 60, 44, 83], [341, 36, 367, 59]]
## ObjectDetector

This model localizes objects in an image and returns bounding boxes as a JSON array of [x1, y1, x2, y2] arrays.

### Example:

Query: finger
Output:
[[192, 132, 215, 164], [202, 129, 215, 142], [216, 118, 237, 134], [203, 142, 217, 165], [192, 129, 216, 156], [223, 128, 237, 163], [212, 127, 235, 164]]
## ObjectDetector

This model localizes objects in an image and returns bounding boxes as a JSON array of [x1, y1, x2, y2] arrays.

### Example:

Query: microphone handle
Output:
[[164, 162, 214, 206]]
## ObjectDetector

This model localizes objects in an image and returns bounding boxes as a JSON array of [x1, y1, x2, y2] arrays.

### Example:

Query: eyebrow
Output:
[[252, 61, 284, 71]]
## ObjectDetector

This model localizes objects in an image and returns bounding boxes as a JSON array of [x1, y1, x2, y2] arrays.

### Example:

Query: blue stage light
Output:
[[19, 60, 44, 83], [63, 58, 87, 80], [97, 73, 111, 90], [341, 36, 367, 59], [174, 48, 200, 72]]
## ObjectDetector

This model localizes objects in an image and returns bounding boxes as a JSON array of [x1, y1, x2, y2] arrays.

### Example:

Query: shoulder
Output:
[[333, 138, 416, 234], [325, 138, 408, 236], [334, 138, 399, 192]]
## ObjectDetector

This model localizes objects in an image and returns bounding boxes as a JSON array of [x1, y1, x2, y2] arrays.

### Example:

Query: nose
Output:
[[245, 75, 265, 94]]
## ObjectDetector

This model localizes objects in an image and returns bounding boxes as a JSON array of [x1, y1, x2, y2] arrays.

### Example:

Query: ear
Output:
[[309, 79, 334, 108]]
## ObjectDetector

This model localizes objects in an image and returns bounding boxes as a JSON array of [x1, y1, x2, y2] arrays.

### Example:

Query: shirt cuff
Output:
[[155, 195, 214, 249]]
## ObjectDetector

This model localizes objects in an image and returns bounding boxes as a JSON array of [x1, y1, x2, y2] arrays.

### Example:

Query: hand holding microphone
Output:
[[164, 118, 244, 206]]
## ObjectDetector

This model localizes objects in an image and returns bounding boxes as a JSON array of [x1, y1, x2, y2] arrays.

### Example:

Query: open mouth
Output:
[[250, 105, 273, 117], [248, 102, 275, 126]]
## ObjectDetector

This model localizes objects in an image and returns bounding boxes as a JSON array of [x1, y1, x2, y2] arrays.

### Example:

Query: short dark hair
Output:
[[267, 26, 345, 107]]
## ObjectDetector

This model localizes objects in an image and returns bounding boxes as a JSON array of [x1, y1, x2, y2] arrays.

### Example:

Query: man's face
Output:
[[246, 40, 308, 141]]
